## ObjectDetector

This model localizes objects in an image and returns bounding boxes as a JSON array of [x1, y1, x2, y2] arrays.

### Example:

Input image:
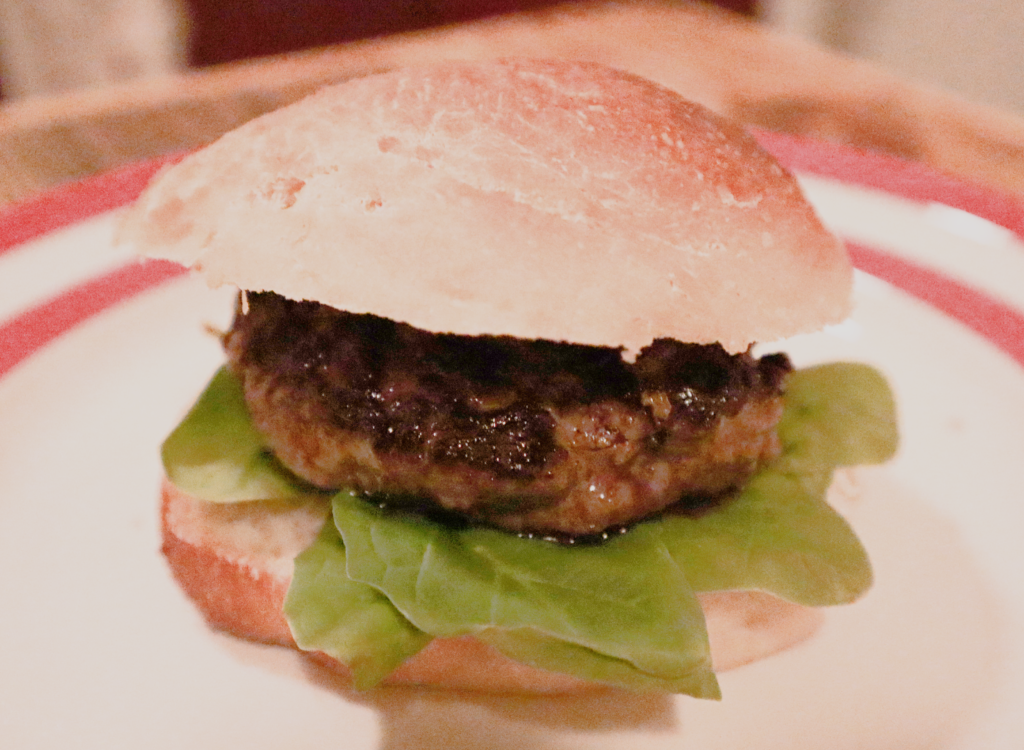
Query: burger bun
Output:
[[121, 60, 852, 356]]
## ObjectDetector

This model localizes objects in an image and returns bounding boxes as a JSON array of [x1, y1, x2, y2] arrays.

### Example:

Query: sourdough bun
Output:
[[161, 478, 824, 693], [122, 59, 851, 355]]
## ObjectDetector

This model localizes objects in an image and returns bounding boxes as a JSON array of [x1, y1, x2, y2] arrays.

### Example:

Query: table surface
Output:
[[3, 0, 1024, 207]]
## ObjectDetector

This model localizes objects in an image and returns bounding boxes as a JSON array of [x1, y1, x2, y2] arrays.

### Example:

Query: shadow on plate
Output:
[[300, 658, 677, 749]]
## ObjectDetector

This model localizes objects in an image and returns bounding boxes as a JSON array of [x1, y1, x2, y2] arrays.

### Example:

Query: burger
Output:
[[120, 59, 897, 697]]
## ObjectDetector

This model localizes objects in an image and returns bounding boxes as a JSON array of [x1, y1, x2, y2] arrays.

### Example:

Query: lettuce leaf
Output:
[[664, 363, 896, 604], [162, 362, 897, 695], [162, 367, 326, 502], [285, 520, 433, 689], [332, 491, 720, 696]]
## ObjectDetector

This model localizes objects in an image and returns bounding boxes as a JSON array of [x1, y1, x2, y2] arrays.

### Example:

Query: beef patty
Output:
[[224, 292, 791, 536]]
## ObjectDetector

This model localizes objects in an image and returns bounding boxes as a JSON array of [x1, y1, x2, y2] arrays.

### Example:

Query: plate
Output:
[[2, 136, 1024, 749]]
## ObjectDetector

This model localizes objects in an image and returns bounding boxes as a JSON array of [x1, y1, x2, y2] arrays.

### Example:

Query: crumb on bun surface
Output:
[[121, 59, 851, 355]]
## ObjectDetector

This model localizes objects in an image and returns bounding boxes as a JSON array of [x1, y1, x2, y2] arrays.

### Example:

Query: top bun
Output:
[[121, 59, 851, 354]]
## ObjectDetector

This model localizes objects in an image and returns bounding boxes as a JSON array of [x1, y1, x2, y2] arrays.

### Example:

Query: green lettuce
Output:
[[163, 362, 897, 696], [285, 521, 433, 689], [329, 491, 719, 695], [162, 367, 325, 502], [664, 364, 896, 603]]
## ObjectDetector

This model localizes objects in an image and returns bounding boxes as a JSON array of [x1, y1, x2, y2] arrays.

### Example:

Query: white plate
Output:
[[2, 143, 1024, 748]]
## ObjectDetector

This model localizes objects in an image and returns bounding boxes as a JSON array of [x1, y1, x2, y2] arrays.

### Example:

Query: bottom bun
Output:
[[160, 478, 823, 693]]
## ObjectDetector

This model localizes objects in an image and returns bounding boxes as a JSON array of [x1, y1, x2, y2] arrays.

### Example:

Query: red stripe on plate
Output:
[[848, 243, 1024, 368], [0, 154, 184, 255], [0, 259, 187, 378], [4, 245, 1024, 381], [754, 129, 1024, 240]]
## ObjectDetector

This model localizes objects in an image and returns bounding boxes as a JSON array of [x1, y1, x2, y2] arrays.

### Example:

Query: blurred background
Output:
[[0, 0, 1021, 115]]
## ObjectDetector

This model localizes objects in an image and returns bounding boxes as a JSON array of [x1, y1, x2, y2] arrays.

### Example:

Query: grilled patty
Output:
[[224, 292, 791, 536]]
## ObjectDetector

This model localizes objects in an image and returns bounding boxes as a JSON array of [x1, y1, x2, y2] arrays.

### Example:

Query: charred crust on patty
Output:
[[224, 292, 792, 536]]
